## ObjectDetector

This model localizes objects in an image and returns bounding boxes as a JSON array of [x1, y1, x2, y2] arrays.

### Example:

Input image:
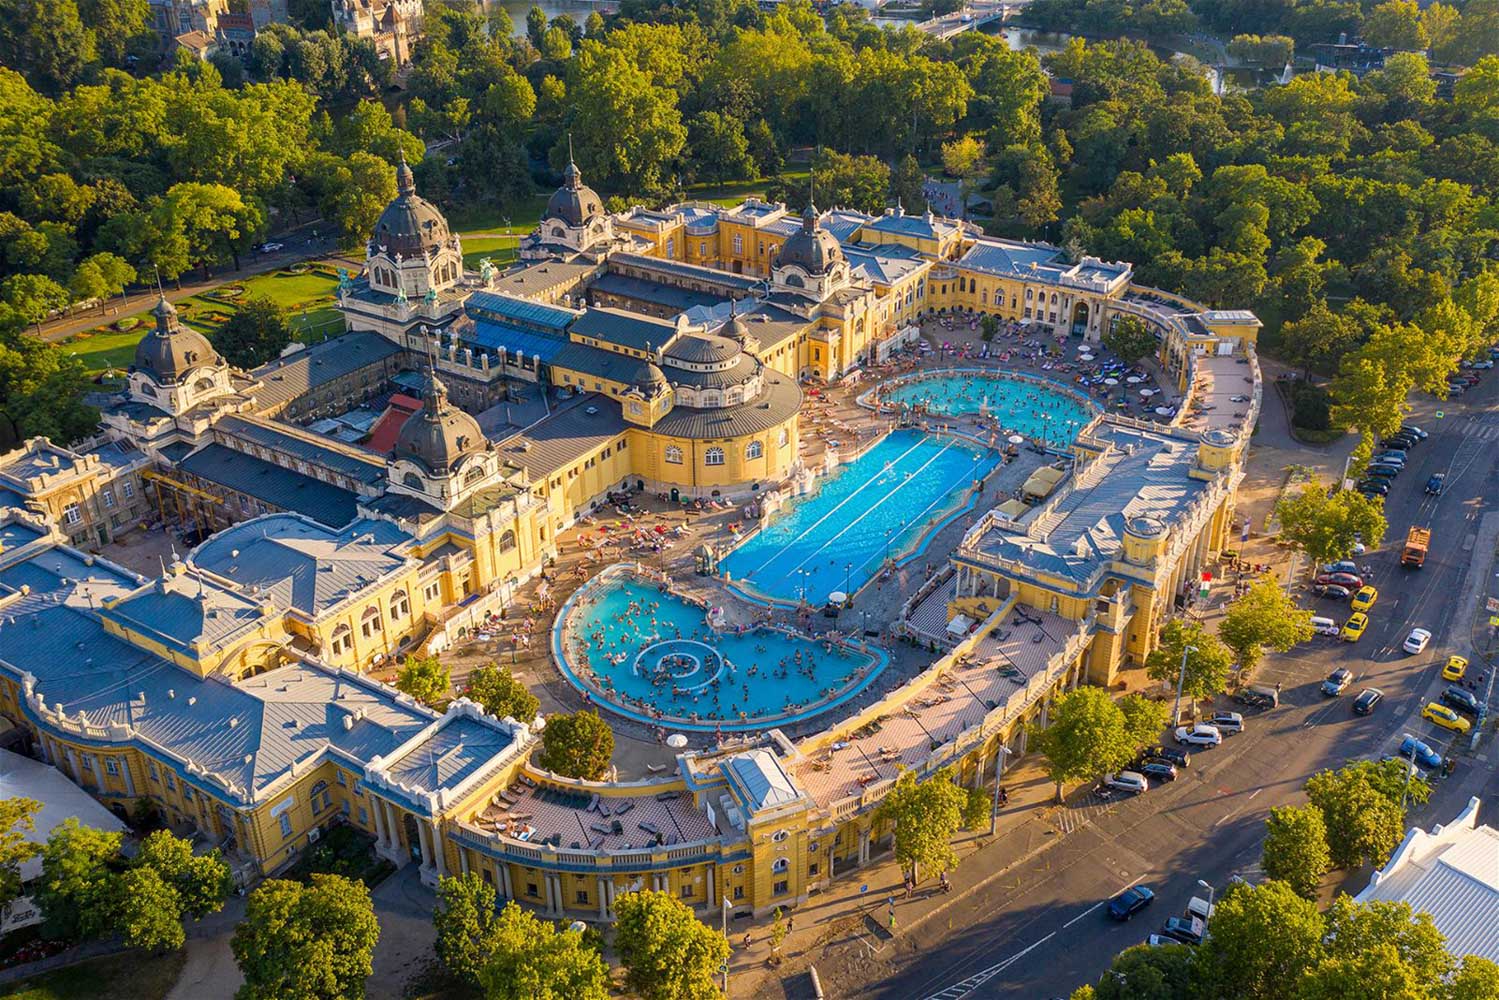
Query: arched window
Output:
[[403, 472, 423, 490], [390, 589, 409, 620], [330, 624, 353, 656], [464, 466, 484, 485], [784, 273, 804, 288], [309, 779, 332, 813], [498, 529, 516, 553], [704, 447, 725, 466], [1025, 288, 1033, 302], [700, 390, 721, 407], [360, 605, 382, 639], [664, 445, 683, 465], [1050, 292, 1058, 305], [772, 858, 789, 873], [746, 441, 763, 460]]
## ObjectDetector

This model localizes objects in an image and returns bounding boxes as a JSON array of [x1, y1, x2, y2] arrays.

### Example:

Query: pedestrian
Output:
[[743, 932, 751, 950], [1275, 682, 1282, 695], [788, 914, 795, 932]]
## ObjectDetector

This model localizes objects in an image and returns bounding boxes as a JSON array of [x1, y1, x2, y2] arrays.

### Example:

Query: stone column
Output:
[[705, 866, 716, 908], [429, 820, 445, 877], [598, 877, 610, 921], [416, 819, 434, 870], [65, 747, 82, 784], [371, 796, 387, 846], [384, 801, 402, 852], [857, 829, 871, 866], [122, 760, 137, 797], [545, 873, 562, 917], [971, 750, 986, 790], [498, 863, 513, 900], [37, 737, 52, 765], [458, 848, 469, 875]]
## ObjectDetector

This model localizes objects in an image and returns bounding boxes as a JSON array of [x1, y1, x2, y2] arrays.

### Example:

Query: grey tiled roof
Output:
[[179, 444, 362, 529], [498, 396, 628, 479], [569, 307, 679, 353], [216, 416, 386, 487], [651, 371, 801, 439], [589, 273, 724, 313], [101, 573, 272, 656], [250, 332, 403, 412], [487, 261, 597, 297], [550, 342, 660, 387], [384, 715, 515, 794], [189, 513, 415, 619], [663, 353, 760, 389], [734, 304, 807, 354]]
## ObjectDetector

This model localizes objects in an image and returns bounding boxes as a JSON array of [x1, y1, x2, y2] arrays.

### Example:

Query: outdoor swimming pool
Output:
[[720, 429, 999, 604], [554, 573, 885, 731], [873, 370, 1095, 442]]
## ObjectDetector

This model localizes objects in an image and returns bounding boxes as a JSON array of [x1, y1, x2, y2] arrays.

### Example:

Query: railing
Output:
[[451, 819, 729, 872]]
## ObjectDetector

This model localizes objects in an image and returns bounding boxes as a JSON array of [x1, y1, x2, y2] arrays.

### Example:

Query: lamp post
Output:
[[721, 895, 731, 996], [1171, 644, 1197, 728], [990, 744, 1013, 836], [844, 562, 852, 600], [1197, 878, 1215, 924]]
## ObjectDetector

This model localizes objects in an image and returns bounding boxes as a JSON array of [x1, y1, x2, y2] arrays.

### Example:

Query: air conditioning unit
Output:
[[307, 827, 321, 844]]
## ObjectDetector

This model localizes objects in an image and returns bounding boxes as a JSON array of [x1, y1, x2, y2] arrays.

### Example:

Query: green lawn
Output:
[[461, 235, 520, 271], [448, 195, 549, 236], [0, 949, 187, 1000], [685, 171, 807, 207]]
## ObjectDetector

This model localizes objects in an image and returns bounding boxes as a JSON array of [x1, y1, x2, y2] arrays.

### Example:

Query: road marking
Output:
[[920, 931, 1058, 1000]]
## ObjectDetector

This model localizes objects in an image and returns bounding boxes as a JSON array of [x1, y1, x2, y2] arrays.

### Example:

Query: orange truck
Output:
[[1401, 527, 1431, 568]]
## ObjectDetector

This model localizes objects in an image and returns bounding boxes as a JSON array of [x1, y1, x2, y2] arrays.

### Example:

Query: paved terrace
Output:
[[464, 772, 716, 852], [1180, 349, 1262, 438], [789, 606, 1076, 809]]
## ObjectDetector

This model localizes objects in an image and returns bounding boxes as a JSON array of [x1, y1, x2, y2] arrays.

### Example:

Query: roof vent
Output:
[[231, 549, 239, 558], [167, 689, 175, 699], [342, 716, 354, 731], [187, 696, 196, 706], [229, 717, 238, 728]]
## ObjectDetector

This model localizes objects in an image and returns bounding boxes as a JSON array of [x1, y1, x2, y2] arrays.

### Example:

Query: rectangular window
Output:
[[149, 762, 159, 782], [101, 488, 115, 508], [773, 880, 789, 896], [63, 503, 82, 526], [183, 787, 193, 802], [336, 771, 346, 786], [808, 862, 819, 876], [165, 772, 176, 790], [733, 886, 744, 900], [81, 754, 93, 772], [122, 480, 136, 499], [733, 234, 743, 254], [279, 813, 293, 839], [526, 882, 539, 898], [575, 889, 589, 905], [680, 884, 693, 898], [359, 807, 368, 825], [105, 758, 120, 776]]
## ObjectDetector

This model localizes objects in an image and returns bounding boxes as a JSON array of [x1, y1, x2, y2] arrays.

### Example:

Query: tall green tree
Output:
[[434, 872, 499, 989], [1275, 485, 1388, 568], [463, 664, 540, 723], [1144, 619, 1234, 712], [213, 296, 292, 369], [0, 0, 95, 94], [613, 889, 730, 1000], [133, 829, 232, 922], [478, 901, 610, 1000], [1030, 687, 1156, 802], [1261, 804, 1331, 900], [875, 768, 967, 883], [1091, 940, 1196, 999], [34, 818, 124, 942], [1195, 880, 1325, 999], [1305, 764, 1408, 870], [537, 710, 614, 781], [396, 654, 451, 707], [1101, 315, 1158, 364], [890, 154, 926, 213], [232, 874, 380, 1000], [566, 40, 686, 194], [1219, 575, 1314, 675], [0, 798, 42, 925]]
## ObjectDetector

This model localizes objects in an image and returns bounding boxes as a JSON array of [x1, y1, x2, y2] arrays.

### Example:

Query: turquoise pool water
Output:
[[720, 429, 1000, 603], [555, 575, 883, 730], [876, 370, 1094, 441]]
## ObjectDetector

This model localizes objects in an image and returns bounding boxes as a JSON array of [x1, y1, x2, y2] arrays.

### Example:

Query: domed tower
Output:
[[531, 140, 615, 257], [366, 151, 463, 302], [772, 203, 850, 299], [126, 295, 233, 415], [387, 367, 497, 508]]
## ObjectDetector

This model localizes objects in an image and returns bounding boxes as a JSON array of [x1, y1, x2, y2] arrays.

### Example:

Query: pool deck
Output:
[[789, 607, 1077, 809], [463, 770, 717, 851]]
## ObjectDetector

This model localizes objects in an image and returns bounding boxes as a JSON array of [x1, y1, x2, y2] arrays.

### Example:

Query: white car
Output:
[[1103, 771, 1148, 794], [1174, 724, 1223, 747], [1403, 628, 1432, 654], [258, 241, 284, 253]]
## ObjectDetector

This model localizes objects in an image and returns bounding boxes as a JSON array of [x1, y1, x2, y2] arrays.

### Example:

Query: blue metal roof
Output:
[[466, 291, 577, 332], [465, 321, 570, 363]]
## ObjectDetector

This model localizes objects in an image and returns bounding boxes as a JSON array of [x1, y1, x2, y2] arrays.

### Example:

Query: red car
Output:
[[1314, 572, 1363, 589]]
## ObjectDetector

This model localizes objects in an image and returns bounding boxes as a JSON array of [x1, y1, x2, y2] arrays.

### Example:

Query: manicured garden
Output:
[[283, 824, 395, 888], [0, 949, 187, 1000]]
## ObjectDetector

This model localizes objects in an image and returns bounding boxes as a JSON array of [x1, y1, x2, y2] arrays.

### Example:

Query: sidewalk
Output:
[[729, 754, 1078, 999]]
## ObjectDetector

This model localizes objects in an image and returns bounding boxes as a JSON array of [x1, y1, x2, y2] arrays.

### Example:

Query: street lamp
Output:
[[990, 744, 1014, 836], [1171, 644, 1198, 728], [721, 895, 731, 996], [844, 561, 852, 599], [1197, 878, 1215, 923]]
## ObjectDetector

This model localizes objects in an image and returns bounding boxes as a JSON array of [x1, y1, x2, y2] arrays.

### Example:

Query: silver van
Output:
[[1309, 616, 1339, 636]]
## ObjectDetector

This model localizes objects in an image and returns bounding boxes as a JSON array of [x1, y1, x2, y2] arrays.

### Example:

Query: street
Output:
[[846, 378, 1499, 999]]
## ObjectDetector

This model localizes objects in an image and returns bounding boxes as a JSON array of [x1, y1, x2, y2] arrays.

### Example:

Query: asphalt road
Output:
[[849, 376, 1499, 1000]]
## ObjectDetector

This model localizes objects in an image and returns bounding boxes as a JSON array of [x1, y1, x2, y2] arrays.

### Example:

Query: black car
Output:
[[1386, 434, 1419, 449], [1353, 688, 1384, 716], [1160, 916, 1206, 945], [1139, 761, 1178, 783], [1356, 480, 1391, 497], [1313, 583, 1353, 599], [1142, 745, 1191, 768], [1441, 686, 1482, 716], [1109, 885, 1155, 920]]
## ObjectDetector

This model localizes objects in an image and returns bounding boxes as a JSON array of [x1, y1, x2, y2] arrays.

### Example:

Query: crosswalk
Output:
[[1055, 787, 1120, 835], [1447, 413, 1499, 442]]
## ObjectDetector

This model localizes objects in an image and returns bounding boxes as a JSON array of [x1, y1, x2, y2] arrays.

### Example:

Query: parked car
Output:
[[1404, 628, 1432, 654], [1141, 745, 1191, 768], [1447, 382, 1467, 396], [1209, 711, 1245, 734], [1426, 474, 1446, 496], [1322, 560, 1360, 576], [1385, 431, 1420, 447], [1160, 916, 1206, 946], [1422, 703, 1471, 733], [1109, 885, 1156, 920], [1401, 424, 1429, 439], [1356, 480, 1390, 496], [1316, 572, 1364, 589], [1341, 613, 1369, 642], [1373, 451, 1407, 466], [257, 241, 284, 253], [1351, 586, 1379, 611], [1443, 655, 1467, 681], [1235, 684, 1280, 709], [1353, 688, 1384, 715], [1185, 896, 1216, 922], [1322, 668, 1354, 695], [1364, 464, 1400, 480], [1175, 724, 1223, 747], [1398, 734, 1443, 769], [1441, 686, 1481, 716], [1139, 761, 1178, 783], [1313, 583, 1353, 599], [1104, 771, 1149, 794]]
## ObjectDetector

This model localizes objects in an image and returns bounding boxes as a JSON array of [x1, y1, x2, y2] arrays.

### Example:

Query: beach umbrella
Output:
[[1139, 388, 1156, 397], [1155, 406, 1172, 415], [828, 591, 848, 605], [1104, 378, 1119, 386], [1007, 434, 1025, 444], [1126, 375, 1144, 384], [1080, 353, 1094, 362], [666, 733, 688, 748]]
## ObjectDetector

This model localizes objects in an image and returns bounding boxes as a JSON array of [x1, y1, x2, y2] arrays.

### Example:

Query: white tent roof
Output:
[[0, 748, 127, 882]]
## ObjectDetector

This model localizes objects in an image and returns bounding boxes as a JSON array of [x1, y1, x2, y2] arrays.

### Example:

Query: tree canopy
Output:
[[463, 663, 540, 723], [1275, 485, 1388, 568], [1219, 575, 1315, 675], [876, 768, 968, 881], [232, 874, 380, 1000], [537, 710, 614, 780], [612, 889, 730, 1000], [1030, 687, 1166, 801]]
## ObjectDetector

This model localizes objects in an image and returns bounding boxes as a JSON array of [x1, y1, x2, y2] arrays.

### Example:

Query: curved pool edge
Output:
[[550, 564, 891, 733], [857, 365, 1103, 424]]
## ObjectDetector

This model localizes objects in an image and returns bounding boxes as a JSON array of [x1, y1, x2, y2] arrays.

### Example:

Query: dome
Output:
[[724, 310, 750, 342], [395, 371, 486, 475], [133, 296, 221, 383], [776, 204, 844, 275], [664, 334, 742, 366], [545, 156, 605, 228], [373, 152, 452, 258]]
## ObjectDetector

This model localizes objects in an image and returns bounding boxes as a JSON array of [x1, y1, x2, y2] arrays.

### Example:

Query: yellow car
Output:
[[1351, 586, 1379, 612], [1443, 655, 1468, 682], [1422, 702, 1472, 733], [1341, 613, 1369, 642]]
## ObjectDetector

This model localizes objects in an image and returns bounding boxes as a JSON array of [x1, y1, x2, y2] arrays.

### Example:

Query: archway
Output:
[[1071, 301, 1090, 338], [402, 812, 421, 864]]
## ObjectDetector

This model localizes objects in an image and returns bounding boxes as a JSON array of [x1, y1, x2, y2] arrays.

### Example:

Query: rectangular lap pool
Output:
[[721, 429, 1000, 604]]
